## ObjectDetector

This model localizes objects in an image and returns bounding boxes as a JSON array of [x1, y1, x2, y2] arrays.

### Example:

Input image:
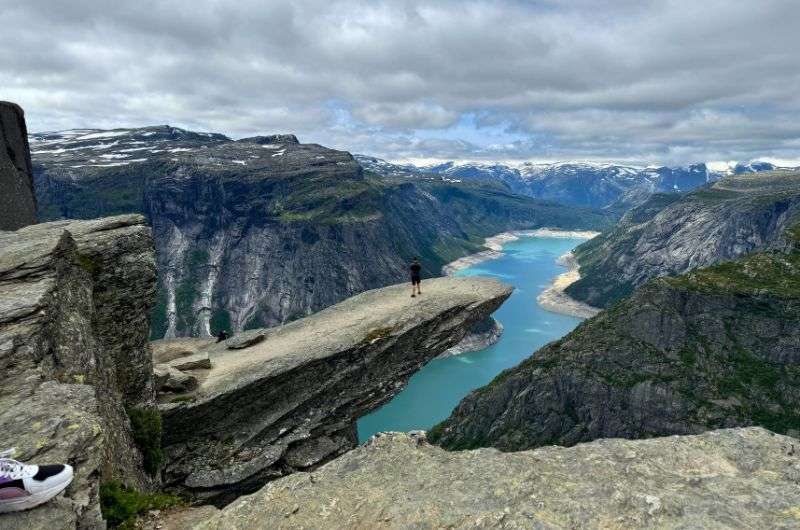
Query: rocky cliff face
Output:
[[0, 101, 36, 230], [0, 215, 157, 529], [32, 127, 610, 338], [432, 236, 800, 452], [186, 428, 800, 529], [566, 171, 800, 308], [157, 277, 512, 505]]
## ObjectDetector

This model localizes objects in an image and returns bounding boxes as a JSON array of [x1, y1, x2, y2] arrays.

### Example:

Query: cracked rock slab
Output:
[[193, 427, 800, 530]]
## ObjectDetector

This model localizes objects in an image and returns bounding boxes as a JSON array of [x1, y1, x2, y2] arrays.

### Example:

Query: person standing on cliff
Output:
[[410, 257, 422, 297]]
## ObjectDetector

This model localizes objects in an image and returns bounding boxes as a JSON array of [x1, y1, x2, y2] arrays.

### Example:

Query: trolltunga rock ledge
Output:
[[159, 276, 512, 503], [187, 427, 800, 529]]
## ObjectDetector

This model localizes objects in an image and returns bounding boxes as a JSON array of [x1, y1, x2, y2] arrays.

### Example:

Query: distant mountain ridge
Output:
[[31, 126, 611, 338], [356, 155, 799, 209]]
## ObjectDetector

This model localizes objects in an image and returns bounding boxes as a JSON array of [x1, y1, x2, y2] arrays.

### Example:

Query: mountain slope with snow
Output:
[[357, 156, 799, 210]]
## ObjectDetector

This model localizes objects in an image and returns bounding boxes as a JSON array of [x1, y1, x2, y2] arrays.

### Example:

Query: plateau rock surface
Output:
[[159, 276, 512, 504], [191, 428, 800, 529]]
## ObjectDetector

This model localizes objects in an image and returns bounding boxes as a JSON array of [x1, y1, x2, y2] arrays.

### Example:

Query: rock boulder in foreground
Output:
[[159, 277, 512, 504], [189, 427, 800, 529]]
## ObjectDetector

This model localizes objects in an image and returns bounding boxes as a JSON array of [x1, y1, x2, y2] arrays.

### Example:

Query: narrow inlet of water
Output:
[[357, 235, 586, 441]]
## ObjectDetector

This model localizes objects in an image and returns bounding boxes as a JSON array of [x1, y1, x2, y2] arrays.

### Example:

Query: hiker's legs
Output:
[[411, 281, 416, 297]]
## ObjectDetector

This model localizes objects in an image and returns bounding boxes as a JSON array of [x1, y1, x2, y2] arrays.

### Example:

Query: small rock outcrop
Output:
[[0, 101, 36, 230], [432, 235, 800, 452], [159, 277, 512, 504], [0, 215, 157, 528], [190, 427, 800, 529], [438, 316, 503, 358]]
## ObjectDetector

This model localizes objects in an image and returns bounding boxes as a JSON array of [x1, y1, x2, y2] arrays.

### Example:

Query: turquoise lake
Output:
[[357, 235, 586, 441]]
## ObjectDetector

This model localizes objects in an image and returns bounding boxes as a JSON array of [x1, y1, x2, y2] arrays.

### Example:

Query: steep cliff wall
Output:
[[0, 215, 156, 529], [158, 277, 512, 505], [566, 171, 800, 308], [0, 102, 36, 230], [432, 235, 800, 452]]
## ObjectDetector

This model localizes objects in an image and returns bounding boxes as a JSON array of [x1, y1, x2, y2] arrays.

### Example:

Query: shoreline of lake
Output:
[[536, 251, 602, 319], [442, 228, 601, 276]]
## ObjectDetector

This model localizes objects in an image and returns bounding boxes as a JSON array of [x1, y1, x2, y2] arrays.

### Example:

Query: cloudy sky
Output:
[[3, 0, 799, 165]]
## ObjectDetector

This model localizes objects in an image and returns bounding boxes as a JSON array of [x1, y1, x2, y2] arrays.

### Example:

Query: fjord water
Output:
[[357, 235, 586, 441]]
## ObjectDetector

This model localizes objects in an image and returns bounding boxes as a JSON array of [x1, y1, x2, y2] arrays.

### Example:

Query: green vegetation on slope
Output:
[[100, 481, 183, 529], [433, 225, 800, 451], [567, 171, 800, 308]]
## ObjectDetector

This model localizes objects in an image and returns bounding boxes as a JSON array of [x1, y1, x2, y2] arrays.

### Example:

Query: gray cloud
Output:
[[1, 0, 799, 164]]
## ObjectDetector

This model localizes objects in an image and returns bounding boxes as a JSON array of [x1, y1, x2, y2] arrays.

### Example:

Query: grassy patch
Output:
[[100, 481, 183, 529], [76, 253, 101, 275], [126, 407, 163, 476]]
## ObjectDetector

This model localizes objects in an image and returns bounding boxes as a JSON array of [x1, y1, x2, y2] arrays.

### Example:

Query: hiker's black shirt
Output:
[[410, 263, 422, 278]]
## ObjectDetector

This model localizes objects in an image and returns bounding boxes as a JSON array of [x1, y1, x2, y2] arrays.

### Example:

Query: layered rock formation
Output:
[[31, 126, 611, 337], [158, 277, 512, 504], [0, 101, 36, 230], [567, 171, 800, 308], [0, 215, 156, 528], [432, 234, 800, 451], [188, 428, 800, 529]]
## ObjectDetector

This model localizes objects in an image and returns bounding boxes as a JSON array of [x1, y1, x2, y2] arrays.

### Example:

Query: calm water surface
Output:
[[357, 236, 586, 441]]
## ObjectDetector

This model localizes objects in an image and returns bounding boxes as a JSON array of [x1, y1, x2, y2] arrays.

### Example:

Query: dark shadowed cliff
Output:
[[0, 101, 36, 230]]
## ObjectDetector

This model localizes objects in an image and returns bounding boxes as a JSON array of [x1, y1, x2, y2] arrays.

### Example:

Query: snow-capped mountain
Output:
[[356, 156, 798, 209]]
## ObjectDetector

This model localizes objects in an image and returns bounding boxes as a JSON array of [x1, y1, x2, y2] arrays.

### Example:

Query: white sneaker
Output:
[[0, 448, 74, 513]]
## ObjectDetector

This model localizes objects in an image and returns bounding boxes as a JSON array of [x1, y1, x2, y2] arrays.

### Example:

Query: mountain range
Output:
[[357, 155, 799, 210], [31, 126, 611, 338]]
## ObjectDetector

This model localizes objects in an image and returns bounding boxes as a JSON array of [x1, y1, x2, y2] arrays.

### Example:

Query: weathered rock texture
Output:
[[159, 277, 512, 504], [567, 171, 800, 308], [0, 101, 36, 230], [31, 126, 611, 337], [0, 215, 157, 529], [190, 428, 800, 529], [439, 316, 503, 358], [433, 237, 800, 452]]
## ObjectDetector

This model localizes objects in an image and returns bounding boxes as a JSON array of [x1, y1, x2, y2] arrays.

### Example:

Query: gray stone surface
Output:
[[152, 337, 215, 364], [191, 427, 800, 529], [159, 276, 512, 504], [155, 365, 199, 392], [0, 215, 156, 529], [439, 316, 503, 358], [167, 352, 212, 371], [0, 101, 36, 231]]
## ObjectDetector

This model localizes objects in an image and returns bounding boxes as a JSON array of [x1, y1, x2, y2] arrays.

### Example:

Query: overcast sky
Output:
[[3, 0, 799, 165]]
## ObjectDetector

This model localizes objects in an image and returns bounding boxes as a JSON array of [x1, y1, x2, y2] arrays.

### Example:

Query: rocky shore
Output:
[[438, 316, 504, 358], [537, 251, 602, 319], [442, 228, 599, 276]]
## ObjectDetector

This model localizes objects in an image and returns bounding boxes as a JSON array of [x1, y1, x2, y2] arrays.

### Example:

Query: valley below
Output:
[[358, 232, 591, 441]]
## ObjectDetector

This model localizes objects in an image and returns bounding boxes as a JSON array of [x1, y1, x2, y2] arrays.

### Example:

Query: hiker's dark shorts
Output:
[[411, 275, 421, 285]]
